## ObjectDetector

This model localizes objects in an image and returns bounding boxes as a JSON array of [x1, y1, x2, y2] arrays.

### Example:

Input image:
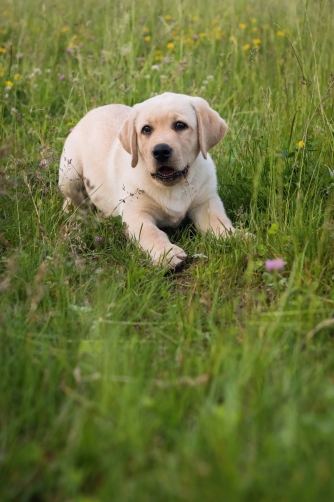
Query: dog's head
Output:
[[118, 93, 228, 185]]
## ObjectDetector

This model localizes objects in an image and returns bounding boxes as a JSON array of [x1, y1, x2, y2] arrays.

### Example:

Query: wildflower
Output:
[[0, 48, 6, 54], [265, 258, 285, 272], [192, 34, 199, 41], [39, 159, 48, 168], [166, 42, 174, 50], [0, 29, 7, 34], [100, 50, 105, 56], [61, 26, 70, 33], [59, 74, 66, 81], [143, 26, 149, 33], [298, 140, 305, 148], [162, 57, 171, 63], [94, 236, 103, 243], [17, 52, 24, 59], [252, 27, 259, 32], [243, 44, 251, 50], [144, 35, 151, 42], [14, 73, 22, 81], [253, 38, 261, 45], [66, 47, 73, 54], [136, 57, 145, 62], [0, 65, 4, 77], [277, 31, 285, 37], [251, 18, 257, 23], [151, 64, 160, 70], [229, 36, 236, 43], [139, 18, 146, 24], [239, 23, 247, 29], [164, 15, 171, 20], [5, 80, 13, 87], [207, 75, 214, 81]]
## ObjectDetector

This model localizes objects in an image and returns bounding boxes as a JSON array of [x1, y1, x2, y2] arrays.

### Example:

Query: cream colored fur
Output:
[[59, 92, 235, 268]]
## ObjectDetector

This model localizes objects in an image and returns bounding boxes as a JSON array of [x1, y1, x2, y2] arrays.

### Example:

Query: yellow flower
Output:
[[61, 26, 70, 33], [14, 73, 22, 80], [144, 35, 151, 42], [277, 31, 285, 37], [155, 55, 163, 61], [6, 80, 13, 87], [155, 50, 162, 55], [229, 36, 236, 43], [166, 42, 174, 50], [192, 16, 198, 22], [143, 26, 149, 33], [0, 65, 4, 77], [0, 29, 7, 34], [164, 15, 171, 20], [253, 38, 261, 45], [0, 47, 6, 54], [239, 23, 247, 29], [251, 18, 257, 23], [298, 140, 305, 148], [243, 44, 251, 50]]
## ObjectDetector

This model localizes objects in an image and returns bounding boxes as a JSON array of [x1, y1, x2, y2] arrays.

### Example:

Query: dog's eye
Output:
[[174, 121, 188, 131], [141, 125, 152, 135]]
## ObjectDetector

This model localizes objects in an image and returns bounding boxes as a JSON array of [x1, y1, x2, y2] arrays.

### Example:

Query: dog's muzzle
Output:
[[151, 165, 189, 182]]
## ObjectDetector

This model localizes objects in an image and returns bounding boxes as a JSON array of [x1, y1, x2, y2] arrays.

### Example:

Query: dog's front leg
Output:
[[189, 195, 235, 237], [123, 212, 187, 268]]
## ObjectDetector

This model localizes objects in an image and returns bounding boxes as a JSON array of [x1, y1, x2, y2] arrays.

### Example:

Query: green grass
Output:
[[1, 0, 334, 500]]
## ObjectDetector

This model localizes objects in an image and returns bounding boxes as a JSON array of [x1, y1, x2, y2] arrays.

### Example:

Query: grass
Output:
[[0, 0, 334, 500]]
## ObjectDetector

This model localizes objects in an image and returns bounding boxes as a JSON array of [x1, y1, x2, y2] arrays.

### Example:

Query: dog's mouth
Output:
[[151, 165, 189, 182]]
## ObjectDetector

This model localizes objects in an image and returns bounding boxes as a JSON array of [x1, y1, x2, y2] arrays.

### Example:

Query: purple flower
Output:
[[39, 159, 48, 168], [17, 52, 24, 59], [136, 57, 145, 62], [139, 18, 146, 24], [265, 258, 285, 272], [59, 74, 66, 81], [94, 236, 103, 243], [66, 47, 73, 55], [192, 34, 199, 41]]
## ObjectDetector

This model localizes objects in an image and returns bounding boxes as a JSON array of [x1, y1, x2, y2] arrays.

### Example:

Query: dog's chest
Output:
[[155, 193, 190, 228]]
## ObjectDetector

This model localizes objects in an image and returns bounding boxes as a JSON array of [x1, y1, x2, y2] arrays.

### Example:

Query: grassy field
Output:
[[1, 0, 334, 500]]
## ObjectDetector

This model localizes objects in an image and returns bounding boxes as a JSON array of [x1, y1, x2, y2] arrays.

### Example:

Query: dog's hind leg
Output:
[[59, 145, 92, 210]]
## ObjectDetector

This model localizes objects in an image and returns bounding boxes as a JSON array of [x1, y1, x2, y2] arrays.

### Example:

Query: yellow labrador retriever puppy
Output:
[[59, 92, 234, 268]]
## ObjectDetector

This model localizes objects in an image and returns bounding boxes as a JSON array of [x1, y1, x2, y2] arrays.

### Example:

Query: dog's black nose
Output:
[[152, 143, 173, 162]]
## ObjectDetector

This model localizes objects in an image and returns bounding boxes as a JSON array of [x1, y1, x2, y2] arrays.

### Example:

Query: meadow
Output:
[[0, 0, 334, 500]]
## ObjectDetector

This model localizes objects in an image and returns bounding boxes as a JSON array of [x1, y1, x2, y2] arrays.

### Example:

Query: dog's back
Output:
[[59, 104, 130, 210]]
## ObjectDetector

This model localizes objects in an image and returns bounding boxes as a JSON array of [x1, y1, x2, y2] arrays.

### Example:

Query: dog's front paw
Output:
[[152, 244, 187, 269]]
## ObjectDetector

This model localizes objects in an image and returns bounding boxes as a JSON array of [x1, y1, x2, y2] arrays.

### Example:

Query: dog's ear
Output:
[[191, 97, 228, 159], [118, 112, 138, 168]]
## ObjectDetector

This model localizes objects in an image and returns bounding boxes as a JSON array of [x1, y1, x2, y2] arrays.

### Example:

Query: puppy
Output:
[[59, 92, 235, 268]]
